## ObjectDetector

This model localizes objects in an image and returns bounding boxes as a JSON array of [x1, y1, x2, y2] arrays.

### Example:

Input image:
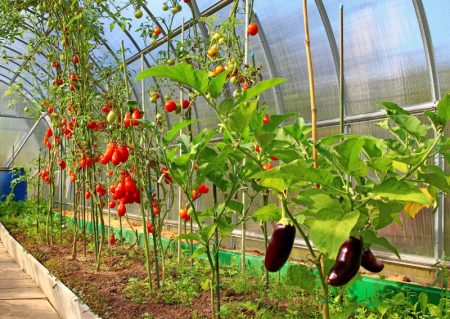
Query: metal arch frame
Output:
[[0, 65, 45, 99], [125, 0, 234, 65], [0, 76, 39, 105], [412, 0, 444, 262], [3, 44, 54, 83], [314, 0, 349, 126], [253, 13, 285, 115], [190, 0, 210, 39], [0, 54, 46, 98]]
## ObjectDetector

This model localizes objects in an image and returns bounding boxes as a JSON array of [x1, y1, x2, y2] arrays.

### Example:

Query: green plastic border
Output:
[[61, 213, 446, 306]]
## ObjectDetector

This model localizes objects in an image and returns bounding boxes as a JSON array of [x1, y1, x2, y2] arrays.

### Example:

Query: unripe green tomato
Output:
[[230, 76, 237, 84], [162, 4, 169, 11], [233, 90, 241, 98], [151, 38, 157, 46], [171, 6, 178, 14], [107, 110, 118, 123], [60, 54, 65, 61], [150, 96, 157, 103], [211, 32, 221, 42], [175, 103, 181, 114], [167, 58, 175, 66], [24, 107, 29, 113], [156, 113, 163, 120], [164, 94, 171, 100], [134, 9, 143, 19], [218, 37, 226, 45], [176, 4, 182, 12]]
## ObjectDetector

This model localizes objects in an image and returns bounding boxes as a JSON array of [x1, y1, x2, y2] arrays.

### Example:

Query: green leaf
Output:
[[418, 165, 450, 193], [135, 64, 208, 94], [295, 189, 339, 212], [259, 178, 287, 193], [192, 246, 206, 259], [285, 264, 316, 292], [261, 113, 297, 132], [177, 233, 200, 241], [207, 71, 228, 98], [362, 230, 400, 259], [252, 160, 334, 186], [379, 101, 409, 115], [226, 200, 243, 213], [310, 209, 360, 258], [252, 204, 281, 222], [217, 99, 234, 117], [109, 22, 115, 32], [391, 114, 429, 139], [165, 120, 199, 142], [172, 153, 191, 166], [437, 93, 450, 125], [336, 138, 365, 173], [371, 201, 404, 230], [235, 78, 286, 105], [201, 224, 217, 243], [370, 179, 430, 205], [227, 101, 258, 134]]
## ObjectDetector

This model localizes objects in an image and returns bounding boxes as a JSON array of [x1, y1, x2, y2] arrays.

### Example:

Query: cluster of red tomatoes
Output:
[[99, 142, 129, 166], [191, 183, 209, 201], [38, 166, 52, 184], [109, 170, 141, 217]]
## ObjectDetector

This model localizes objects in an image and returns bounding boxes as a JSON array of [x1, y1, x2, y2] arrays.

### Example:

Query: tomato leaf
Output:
[[235, 78, 286, 105], [135, 64, 208, 94], [259, 178, 287, 193], [227, 100, 258, 134], [370, 179, 431, 205], [310, 209, 360, 258], [165, 120, 199, 142], [207, 71, 228, 98], [286, 264, 316, 292]]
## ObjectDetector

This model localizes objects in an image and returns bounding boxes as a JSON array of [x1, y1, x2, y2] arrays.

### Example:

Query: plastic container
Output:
[[0, 167, 27, 202]]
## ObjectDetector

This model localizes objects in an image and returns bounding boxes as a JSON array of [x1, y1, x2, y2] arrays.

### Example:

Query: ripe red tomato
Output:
[[117, 145, 129, 163], [147, 222, 153, 233], [263, 114, 270, 125], [115, 182, 126, 199], [109, 201, 116, 209], [153, 207, 160, 215], [111, 151, 122, 166], [70, 73, 77, 82], [47, 106, 54, 114], [109, 235, 116, 245], [124, 177, 137, 193], [197, 183, 209, 194], [117, 203, 126, 216], [263, 163, 274, 170], [182, 99, 190, 109], [52, 61, 61, 69], [154, 27, 162, 36], [247, 23, 258, 36], [72, 55, 79, 64], [85, 191, 91, 199], [58, 159, 66, 170], [255, 145, 261, 153], [179, 208, 190, 221], [271, 155, 279, 161], [164, 100, 177, 112], [124, 112, 131, 127], [131, 109, 142, 126]]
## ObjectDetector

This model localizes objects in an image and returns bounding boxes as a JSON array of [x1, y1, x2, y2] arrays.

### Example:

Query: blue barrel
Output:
[[0, 167, 27, 202]]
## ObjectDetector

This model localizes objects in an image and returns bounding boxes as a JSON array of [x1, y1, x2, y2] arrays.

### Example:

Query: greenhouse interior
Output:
[[0, 0, 449, 318]]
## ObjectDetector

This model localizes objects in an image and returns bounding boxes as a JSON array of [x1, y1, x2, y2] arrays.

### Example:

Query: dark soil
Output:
[[9, 229, 214, 319]]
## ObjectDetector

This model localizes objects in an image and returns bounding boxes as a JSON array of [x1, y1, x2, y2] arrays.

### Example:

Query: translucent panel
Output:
[[254, 0, 339, 121], [324, 0, 431, 115], [350, 120, 435, 257], [423, 0, 450, 96], [0, 117, 35, 167], [14, 119, 47, 168], [197, 0, 221, 12]]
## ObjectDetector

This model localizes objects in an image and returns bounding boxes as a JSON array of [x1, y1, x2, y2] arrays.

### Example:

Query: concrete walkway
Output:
[[0, 239, 60, 319]]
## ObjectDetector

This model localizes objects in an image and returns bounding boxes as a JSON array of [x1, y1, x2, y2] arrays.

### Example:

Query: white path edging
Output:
[[0, 222, 101, 319]]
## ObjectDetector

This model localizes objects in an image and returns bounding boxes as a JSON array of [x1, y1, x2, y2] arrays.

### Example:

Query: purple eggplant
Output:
[[361, 249, 384, 273], [327, 237, 363, 286], [264, 223, 296, 272]]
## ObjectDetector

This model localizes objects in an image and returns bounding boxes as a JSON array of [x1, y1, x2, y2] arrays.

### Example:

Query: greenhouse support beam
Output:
[[254, 13, 285, 115], [314, 102, 435, 128], [6, 114, 45, 168], [412, 0, 441, 101], [190, 0, 210, 39], [125, 0, 234, 65]]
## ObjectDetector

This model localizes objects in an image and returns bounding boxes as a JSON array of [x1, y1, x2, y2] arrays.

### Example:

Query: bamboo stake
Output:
[[303, 0, 318, 169]]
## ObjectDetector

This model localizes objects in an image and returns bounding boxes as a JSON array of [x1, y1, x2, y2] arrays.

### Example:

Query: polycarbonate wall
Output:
[[1, 0, 449, 262]]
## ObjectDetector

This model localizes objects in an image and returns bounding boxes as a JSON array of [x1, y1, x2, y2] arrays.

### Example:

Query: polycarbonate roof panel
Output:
[[324, 0, 431, 115], [254, 0, 339, 122], [423, 0, 450, 96]]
